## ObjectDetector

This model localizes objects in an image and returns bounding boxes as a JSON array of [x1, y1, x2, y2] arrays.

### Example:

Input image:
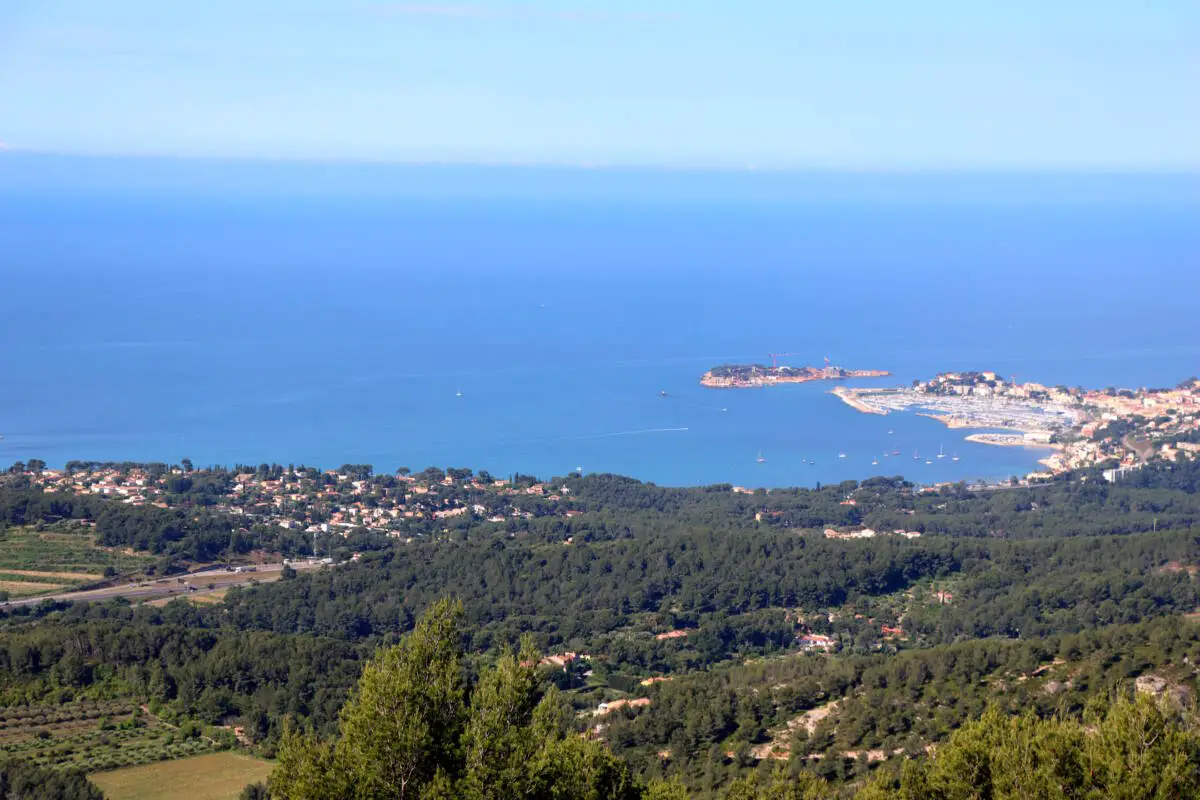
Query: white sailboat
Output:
[[937, 444, 946, 459], [756, 450, 766, 464]]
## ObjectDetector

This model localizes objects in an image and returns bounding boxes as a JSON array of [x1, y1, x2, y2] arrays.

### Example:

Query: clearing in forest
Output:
[[91, 752, 274, 800]]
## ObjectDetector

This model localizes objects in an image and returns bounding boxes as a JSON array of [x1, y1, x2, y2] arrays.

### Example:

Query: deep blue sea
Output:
[[2, 157, 1198, 487]]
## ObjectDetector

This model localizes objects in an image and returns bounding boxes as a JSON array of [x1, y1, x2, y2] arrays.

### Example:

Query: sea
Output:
[[2, 156, 1198, 488]]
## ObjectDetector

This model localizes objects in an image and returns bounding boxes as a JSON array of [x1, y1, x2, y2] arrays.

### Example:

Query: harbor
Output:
[[831, 386, 1080, 436]]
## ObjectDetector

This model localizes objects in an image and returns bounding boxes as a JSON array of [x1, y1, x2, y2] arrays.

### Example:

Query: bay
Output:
[[1, 158, 1197, 487]]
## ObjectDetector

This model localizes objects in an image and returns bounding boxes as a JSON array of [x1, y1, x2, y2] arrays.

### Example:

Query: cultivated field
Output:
[[91, 752, 273, 800], [0, 523, 153, 596], [0, 700, 216, 772], [0, 578, 68, 595]]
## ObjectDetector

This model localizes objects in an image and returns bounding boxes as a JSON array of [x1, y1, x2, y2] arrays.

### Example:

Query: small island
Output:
[[701, 363, 890, 388]]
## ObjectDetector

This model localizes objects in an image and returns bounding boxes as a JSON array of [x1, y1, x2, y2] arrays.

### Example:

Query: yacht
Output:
[[937, 444, 946, 459], [455, 387, 463, 398], [756, 451, 766, 464], [871, 457, 879, 466], [838, 452, 846, 459], [952, 453, 960, 462]]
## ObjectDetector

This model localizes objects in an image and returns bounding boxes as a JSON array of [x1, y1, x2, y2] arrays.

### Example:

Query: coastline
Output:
[[963, 433, 1060, 449], [915, 412, 972, 429], [700, 365, 890, 389], [833, 386, 1066, 453], [830, 387, 887, 415]]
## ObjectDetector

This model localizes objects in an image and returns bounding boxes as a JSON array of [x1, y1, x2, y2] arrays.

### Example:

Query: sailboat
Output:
[[912, 449, 921, 460], [952, 453, 960, 462], [937, 444, 946, 459], [756, 451, 767, 464], [455, 386, 463, 398], [871, 457, 879, 466]]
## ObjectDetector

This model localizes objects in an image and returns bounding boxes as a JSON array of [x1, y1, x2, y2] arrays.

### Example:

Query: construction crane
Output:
[[769, 352, 800, 368]]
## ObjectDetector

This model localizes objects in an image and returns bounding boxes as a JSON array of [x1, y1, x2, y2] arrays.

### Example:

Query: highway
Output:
[[0, 560, 328, 609]]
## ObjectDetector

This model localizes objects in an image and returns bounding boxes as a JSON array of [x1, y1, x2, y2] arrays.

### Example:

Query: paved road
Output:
[[0, 561, 326, 609]]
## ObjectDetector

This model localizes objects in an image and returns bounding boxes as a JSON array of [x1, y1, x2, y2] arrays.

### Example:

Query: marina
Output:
[[832, 386, 1080, 435]]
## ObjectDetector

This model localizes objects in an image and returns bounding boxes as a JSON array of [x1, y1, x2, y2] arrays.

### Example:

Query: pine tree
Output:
[[269, 600, 640, 800]]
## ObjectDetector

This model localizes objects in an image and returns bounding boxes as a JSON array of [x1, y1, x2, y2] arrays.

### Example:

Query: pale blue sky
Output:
[[0, 1, 1197, 169]]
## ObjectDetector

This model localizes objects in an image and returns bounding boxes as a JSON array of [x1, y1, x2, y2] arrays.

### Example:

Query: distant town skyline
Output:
[[1, 0, 1198, 169]]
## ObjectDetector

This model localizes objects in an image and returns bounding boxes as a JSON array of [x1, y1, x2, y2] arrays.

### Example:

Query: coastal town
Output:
[[8, 461, 583, 541], [5, 375, 1197, 536], [833, 372, 1200, 479]]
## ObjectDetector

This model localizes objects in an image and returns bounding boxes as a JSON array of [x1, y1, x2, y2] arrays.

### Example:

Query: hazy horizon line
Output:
[[3, 146, 1199, 177]]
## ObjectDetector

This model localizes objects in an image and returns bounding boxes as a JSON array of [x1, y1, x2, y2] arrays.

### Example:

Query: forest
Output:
[[1, 457, 1199, 796]]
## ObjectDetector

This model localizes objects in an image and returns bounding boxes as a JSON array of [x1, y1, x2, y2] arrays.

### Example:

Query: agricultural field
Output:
[[0, 700, 217, 772], [146, 588, 229, 607], [91, 752, 273, 800], [0, 523, 153, 597]]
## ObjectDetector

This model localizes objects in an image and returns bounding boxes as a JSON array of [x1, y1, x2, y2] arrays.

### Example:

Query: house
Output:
[[539, 652, 577, 669], [798, 634, 836, 651], [593, 698, 651, 716]]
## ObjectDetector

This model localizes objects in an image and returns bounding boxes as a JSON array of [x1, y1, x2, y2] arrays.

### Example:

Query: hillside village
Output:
[[12, 462, 583, 540]]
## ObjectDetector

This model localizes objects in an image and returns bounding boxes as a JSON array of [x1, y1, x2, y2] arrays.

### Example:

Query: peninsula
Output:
[[701, 363, 890, 388]]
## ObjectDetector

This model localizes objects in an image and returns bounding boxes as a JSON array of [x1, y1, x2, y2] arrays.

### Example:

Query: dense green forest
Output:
[[2, 458, 1199, 796], [265, 602, 1200, 799], [0, 759, 102, 800]]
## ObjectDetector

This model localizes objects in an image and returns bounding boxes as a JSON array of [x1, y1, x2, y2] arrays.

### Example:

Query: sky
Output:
[[0, 1, 1197, 169]]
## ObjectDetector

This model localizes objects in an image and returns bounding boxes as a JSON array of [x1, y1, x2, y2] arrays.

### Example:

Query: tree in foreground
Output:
[[883, 691, 1200, 800], [0, 760, 103, 800], [268, 600, 1200, 800], [683, 691, 1200, 800], [269, 598, 641, 800]]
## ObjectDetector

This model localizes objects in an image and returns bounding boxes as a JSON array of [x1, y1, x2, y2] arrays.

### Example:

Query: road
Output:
[[0, 560, 328, 609]]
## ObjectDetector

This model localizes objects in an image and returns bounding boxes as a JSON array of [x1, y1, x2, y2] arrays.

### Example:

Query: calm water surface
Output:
[[2, 160, 1197, 486]]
